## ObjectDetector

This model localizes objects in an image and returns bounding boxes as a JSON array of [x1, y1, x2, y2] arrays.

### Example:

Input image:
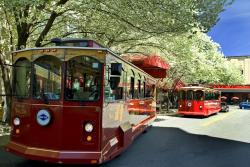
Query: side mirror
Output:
[[110, 77, 120, 90], [111, 63, 122, 76]]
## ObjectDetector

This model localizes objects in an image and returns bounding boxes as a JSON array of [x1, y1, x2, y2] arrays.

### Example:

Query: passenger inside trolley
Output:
[[65, 56, 101, 101]]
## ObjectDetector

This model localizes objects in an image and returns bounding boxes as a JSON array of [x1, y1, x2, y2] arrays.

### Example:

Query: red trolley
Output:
[[5, 39, 157, 164], [178, 86, 221, 116]]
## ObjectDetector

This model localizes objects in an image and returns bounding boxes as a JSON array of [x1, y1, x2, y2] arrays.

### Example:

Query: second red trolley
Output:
[[178, 86, 221, 116]]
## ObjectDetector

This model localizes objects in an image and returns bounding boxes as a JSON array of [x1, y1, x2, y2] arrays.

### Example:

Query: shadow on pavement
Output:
[[168, 112, 221, 119], [1, 127, 250, 167], [154, 118, 167, 122]]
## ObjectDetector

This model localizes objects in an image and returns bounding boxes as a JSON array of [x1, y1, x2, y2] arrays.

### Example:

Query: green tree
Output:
[[0, 0, 236, 122]]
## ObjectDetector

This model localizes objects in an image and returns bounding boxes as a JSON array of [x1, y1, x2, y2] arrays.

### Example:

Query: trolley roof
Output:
[[12, 40, 156, 81]]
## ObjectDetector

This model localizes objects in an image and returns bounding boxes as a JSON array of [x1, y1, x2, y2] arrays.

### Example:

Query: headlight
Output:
[[179, 105, 182, 108], [13, 117, 20, 126], [85, 123, 94, 132], [199, 105, 202, 109]]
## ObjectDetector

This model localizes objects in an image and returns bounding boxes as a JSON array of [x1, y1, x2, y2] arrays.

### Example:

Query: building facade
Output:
[[227, 55, 250, 84], [211, 56, 250, 103]]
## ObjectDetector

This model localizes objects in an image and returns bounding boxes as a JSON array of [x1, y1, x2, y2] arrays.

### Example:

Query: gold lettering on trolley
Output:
[[14, 103, 29, 116]]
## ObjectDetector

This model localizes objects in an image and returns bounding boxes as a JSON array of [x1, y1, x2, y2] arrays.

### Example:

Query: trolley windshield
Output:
[[33, 55, 62, 100], [179, 90, 194, 100], [14, 54, 102, 102], [179, 89, 205, 101], [194, 90, 204, 101], [65, 56, 102, 101], [14, 58, 31, 98]]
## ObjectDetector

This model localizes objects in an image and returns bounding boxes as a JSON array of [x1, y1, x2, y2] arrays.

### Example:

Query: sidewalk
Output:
[[157, 109, 178, 116]]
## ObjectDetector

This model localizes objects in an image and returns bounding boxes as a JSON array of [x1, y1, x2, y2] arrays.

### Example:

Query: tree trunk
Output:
[[0, 55, 12, 124], [17, 31, 29, 50]]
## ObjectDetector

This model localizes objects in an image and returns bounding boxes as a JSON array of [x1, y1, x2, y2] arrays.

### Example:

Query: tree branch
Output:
[[35, 0, 69, 47], [3, 9, 14, 51], [94, 7, 168, 35]]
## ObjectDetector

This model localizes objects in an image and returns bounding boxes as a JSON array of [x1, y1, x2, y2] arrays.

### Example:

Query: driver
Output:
[[73, 78, 81, 99]]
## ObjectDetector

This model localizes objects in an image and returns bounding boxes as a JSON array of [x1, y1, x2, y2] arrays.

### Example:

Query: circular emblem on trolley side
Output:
[[36, 109, 51, 126]]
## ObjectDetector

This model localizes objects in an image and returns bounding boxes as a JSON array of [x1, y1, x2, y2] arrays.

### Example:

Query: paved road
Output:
[[1, 105, 250, 167]]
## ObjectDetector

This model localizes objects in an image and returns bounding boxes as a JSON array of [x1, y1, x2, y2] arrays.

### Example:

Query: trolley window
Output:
[[194, 90, 204, 101], [65, 56, 102, 101], [205, 91, 214, 100], [14, 58, 31, 98], [138, 79, 141, 98], [214, 91, 220, 100], [179, 90, 186, 100], [187, 90, 193, 100], [130, 77, 135, 99], [145, 83, 155, 98], [33, 55, 62, 100]]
